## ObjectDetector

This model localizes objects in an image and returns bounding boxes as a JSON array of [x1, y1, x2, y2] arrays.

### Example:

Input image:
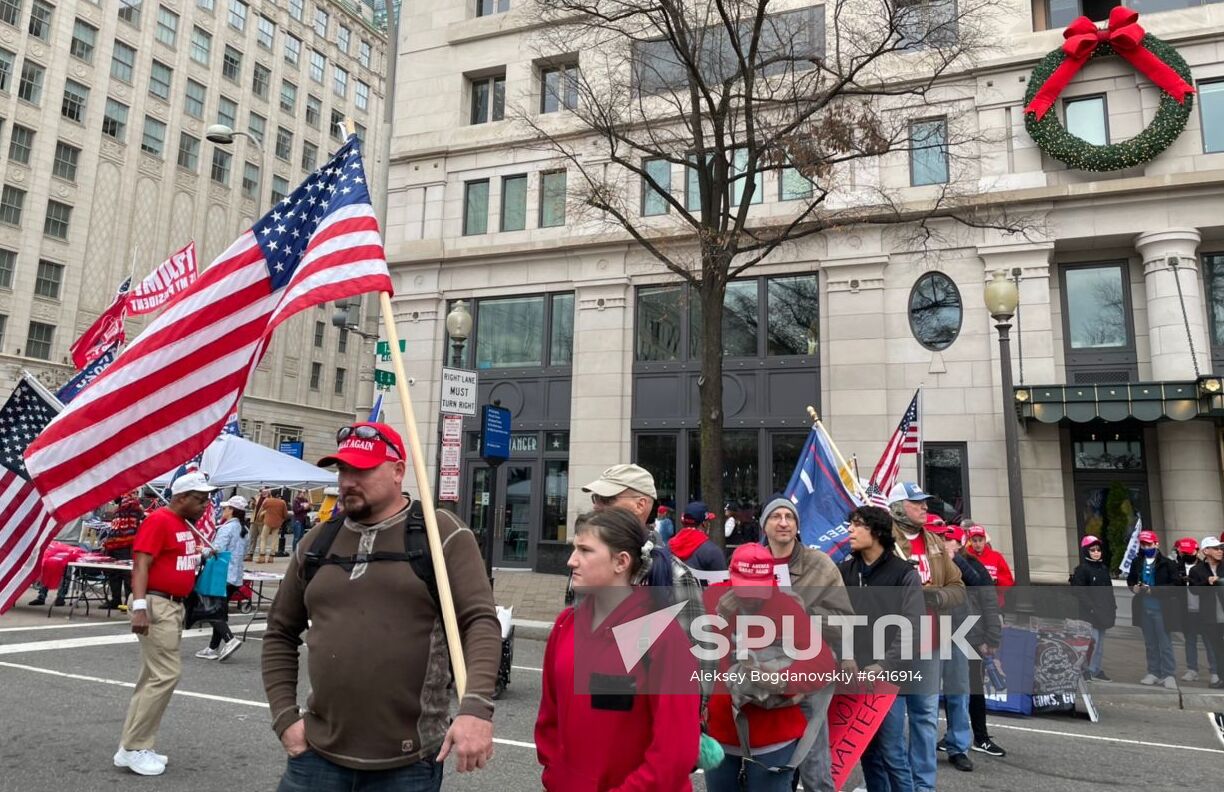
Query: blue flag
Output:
[[368, 393, 384, 422], [56, 342, 119, 404], [783, 424, 862, 563]]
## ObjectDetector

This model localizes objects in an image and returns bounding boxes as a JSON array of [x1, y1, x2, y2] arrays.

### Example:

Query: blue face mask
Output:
[[1142, 547, 1157, 559]]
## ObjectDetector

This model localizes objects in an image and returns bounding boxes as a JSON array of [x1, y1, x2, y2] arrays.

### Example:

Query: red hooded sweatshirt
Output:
[[535, 592, 700, 791], [966, 542, 1014, 605], [703, 583, 837, 750]]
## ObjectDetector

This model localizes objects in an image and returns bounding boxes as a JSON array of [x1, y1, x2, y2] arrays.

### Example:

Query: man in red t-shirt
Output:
[[114, 471, 215, 778]]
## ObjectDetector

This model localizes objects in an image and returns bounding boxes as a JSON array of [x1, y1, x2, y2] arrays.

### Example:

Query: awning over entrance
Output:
[[1015, 377, 1224, 424]]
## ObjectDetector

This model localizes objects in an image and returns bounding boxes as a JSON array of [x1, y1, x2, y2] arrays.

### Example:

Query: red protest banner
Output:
[[827, 682, 899, 791]]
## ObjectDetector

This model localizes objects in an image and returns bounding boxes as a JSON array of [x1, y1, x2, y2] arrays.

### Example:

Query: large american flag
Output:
[[866, 390, 921, 507], [0, 376, 61, 613], [25, 135, 393, 524]]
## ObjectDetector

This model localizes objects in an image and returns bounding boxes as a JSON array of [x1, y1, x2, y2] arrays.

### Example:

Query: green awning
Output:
[[1015, 379, 1224, 424]]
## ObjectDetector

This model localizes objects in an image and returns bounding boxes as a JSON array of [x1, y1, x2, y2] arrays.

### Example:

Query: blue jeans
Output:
[[941, 646, 972, 756], [704, 742, 796, 792], [860, 697, 914, 792], [1140, 600, 1176, 678], [277, 750, 442, 792], [292, 519, 307, 551], [1087, 627, 1106, 676], [905, 691, 939, 792]]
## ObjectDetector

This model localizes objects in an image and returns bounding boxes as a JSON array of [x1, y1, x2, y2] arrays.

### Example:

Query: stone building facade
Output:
[[385, 0, 1224, 578], [0, 0, 387, 464]]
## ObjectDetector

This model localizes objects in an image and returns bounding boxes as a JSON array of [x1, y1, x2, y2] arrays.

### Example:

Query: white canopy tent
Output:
[[148, 433, 337, 489]]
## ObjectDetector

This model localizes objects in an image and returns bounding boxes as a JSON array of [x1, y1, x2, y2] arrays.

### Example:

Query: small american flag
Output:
[[0, 376, 62, 614], [866, 390, 921, 506], [25, 135, 393, 524]]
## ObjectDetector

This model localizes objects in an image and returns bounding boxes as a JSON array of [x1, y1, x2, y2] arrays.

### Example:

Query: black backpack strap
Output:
[[404, 504, 441, 616], [302, 515, 346, 584]]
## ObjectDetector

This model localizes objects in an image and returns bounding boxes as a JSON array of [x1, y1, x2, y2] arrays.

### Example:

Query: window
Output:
[[358, 40, 371, 68], [540, 63, 578, 113], [1203, 254, 1224, 366], [184, 79, 205, 118], [0, 184, 23, 225], [0, 0, 19, 26], [767, 275, 819, 356], [923, 442, 969, 524], [111, 41, 137, 83], [896, 0, 957, 49], [242, 161, 259, 199], [305, 94, 321, 127], [300, 140, 316, 171], [275, 126, 292, 160], [8, 124, 32, 163], [309, 49, 325, 83], [257, 15, 274, 48], [469, 74, 505, 124], [28, 0, 52, 41], [140, 115, 166, 155], [1063, 264, 1130, 350], [247, 111, 265, 145], [685, 152, 711, 211], [337, 24, 350, 53], [332, 66, 347, 98], [222, 46, 242, 82], [271, 175, 288, 203], [190, 26, 211, 65], [641, 158, 670, 216], [252, 62, 270, 99], [18, 59, 43, 104], [43, 202, 71, 239], [334, 367, 346, 395], [1072, 427, 1144, 470], [908, 271, 962, 351], [52, 141, 79, 180], [272, 424, 302, 446], [539, 170, 566, 227], [118, 0, 141, 27], [155, 5, 178, 46], [1045, 0, 1128, 29], [61, 80, 89, 122], [71, 20, 97, 62], [1200, 79, 1224, 154], [337, 327, 348, 353], [149, 60, 172, 100], [690, 279, 758, 358], [0, 47, 11, 91], [313, 320, 324, 346], [284, 33, 300, 66], [217, 95, 237, 128], [313, 7, 327, 36], [355, 80, 368, 111], [779, 163, 813, 201], [0, 249, 12, 288], [309, 361, 321, 390], [280, 79, 296, 112], [288, 0, 303, 21], [474, 296, 547, 369], [227, 0, 246, 31], [197, 0, 214, 11], [34, 259, 63, 296], [500, 174, 527, 231], [463, 179, 488, 236], [636, 285, 683, 361], [210, 147, 231, 184], [730, 149, 762, 206], [550, 293, 574, 365], [1064, 95, 1108, 146], [104, 100, 129, 140], [177, 131, 199, 170], [910, 118, 948, 186], [476, 0, 510, 16], [330, 108, 344, 140], [25, 321, 53, 359]]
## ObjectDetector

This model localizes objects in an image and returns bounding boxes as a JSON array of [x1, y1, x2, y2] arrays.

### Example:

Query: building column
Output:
[[1134, 229, 1222, 541]]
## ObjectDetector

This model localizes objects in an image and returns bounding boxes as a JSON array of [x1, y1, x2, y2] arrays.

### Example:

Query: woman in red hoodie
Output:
[[703, 543, 837, 792], [535, 507, 700, 791]]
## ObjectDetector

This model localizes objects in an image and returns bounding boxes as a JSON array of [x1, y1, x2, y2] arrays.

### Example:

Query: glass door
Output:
[[498, 463, 538, 568]]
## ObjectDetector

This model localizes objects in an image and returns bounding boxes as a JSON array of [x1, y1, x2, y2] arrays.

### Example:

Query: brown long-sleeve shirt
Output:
[[261, 506, 501, 770]]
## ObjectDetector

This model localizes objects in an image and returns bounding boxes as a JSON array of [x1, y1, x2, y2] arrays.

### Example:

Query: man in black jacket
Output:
[[1188, 537, 1224, 689], [839, 505, 924, 792], [1126, 530, 1179, 688]]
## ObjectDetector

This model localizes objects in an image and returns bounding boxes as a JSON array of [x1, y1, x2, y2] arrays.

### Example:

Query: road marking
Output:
[[0, 620, 132, 633], [0, 660, 267, 708], [511, 665, 542, 673], [0, 623, 267, 654], [990, 721, 1224, 754]]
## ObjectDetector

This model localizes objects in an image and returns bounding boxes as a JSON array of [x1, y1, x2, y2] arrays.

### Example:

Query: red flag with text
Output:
[[69, 278, 130, 369], [128, 242, 198, 315]]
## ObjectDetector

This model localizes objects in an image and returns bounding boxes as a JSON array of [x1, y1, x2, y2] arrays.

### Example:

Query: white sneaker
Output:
[[217, 637, 243, 662], [195, 647, 219, 660], [1183, 670, 1199, 682], [113, 748, 166, 776], [1212, 674, 1220, 685], [1163, 676, 1179, 690], [1140, 673, 1159, 685]]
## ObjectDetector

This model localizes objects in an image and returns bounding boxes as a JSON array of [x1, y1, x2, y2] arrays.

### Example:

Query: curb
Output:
[[511, 619, 553, 641], [1087, 680, 1224, 713]]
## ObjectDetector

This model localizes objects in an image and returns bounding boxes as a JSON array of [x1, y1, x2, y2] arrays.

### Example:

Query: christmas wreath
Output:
[[1023, 7, 1195, 172]]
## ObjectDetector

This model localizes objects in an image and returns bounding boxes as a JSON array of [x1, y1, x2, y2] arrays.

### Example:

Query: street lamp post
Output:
[[984, 269, 1031, 591], [445, 300, 472, 367], [207, 124, 265, 217]]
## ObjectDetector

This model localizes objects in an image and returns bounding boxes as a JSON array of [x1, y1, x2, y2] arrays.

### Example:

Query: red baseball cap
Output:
[[1139, 530, 1159, 545], [729, 544, 777, 598], [318, 422, 406, 469], [967, 525, 987, 538], [943, 525, 965, 544], [924, 514, 946, 530]]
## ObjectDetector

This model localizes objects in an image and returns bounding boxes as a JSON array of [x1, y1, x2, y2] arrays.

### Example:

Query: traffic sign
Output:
[[441, 414, 463, 443], [375, 339, 406, 361], [373, 369, 396, 387], [480, 403, 511, 462], [440, 367, 478, 416]]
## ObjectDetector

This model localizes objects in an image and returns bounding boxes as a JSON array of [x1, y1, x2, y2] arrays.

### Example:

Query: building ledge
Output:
[[1015, 377, 1224, 424]]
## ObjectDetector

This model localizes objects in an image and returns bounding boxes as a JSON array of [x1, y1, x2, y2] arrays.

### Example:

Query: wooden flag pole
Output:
[[345, 117, 468, 696], [806, 405, 870, 503]]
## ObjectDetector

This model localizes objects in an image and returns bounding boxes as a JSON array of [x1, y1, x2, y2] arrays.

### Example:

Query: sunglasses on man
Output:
[[336, 425, 403, 460]]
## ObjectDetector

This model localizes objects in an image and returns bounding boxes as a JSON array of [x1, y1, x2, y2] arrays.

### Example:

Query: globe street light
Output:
[[446, 300, 473, 368], [985, 269, 1031, 590]]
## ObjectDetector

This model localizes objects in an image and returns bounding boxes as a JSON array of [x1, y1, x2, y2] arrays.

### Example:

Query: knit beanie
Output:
[[760, 497, 797, 526]]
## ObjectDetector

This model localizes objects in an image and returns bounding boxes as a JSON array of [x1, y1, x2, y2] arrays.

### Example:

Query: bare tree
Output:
[[521, 0, 1035, 544]]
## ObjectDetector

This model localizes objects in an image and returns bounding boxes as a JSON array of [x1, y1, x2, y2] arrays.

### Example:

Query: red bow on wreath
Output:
[[1025, 7, 1194, 120]]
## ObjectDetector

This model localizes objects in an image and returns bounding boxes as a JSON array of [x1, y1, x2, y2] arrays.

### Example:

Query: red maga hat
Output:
[[318, 422, 406, 469]]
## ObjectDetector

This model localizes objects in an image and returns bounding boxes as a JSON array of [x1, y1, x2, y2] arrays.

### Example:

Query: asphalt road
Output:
[[0, 616, 1221, 792]]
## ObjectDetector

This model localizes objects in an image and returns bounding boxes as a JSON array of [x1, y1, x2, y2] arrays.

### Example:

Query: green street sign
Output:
[[376, 339, 407, 361], [373, 369, 396, 388]]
